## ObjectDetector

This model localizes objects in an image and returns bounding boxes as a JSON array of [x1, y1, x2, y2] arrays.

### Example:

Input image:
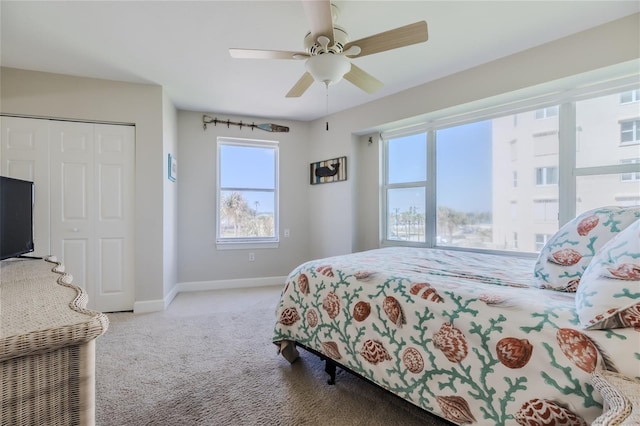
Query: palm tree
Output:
[[221, 192, 250, 236], [438, 206, 468, 242]]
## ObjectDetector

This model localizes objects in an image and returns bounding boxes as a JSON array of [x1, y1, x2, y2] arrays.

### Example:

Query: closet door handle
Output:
[[71, 227, 79, 232]]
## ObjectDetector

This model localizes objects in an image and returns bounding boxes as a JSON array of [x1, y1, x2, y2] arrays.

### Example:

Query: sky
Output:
[[436, 120, 492, 213], [220, 144, 275, 214], [388, 121, 493, 214], [220, 120, 494, 216]]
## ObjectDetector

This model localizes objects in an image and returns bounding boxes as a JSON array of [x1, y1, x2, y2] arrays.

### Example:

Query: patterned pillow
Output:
[[534, 206, 640, 292], [575, 219, 640, 329]]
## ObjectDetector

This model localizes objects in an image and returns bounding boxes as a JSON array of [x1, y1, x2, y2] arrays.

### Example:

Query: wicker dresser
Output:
[[0, 256, 109, 426]]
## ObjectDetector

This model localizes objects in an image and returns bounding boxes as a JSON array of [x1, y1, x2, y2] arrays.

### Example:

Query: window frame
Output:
[[621, 158, 640, 182], [620, 119, 640, 145], [534, 233, 552, 252], [381, 129, 430, 246], [620, 89, 640, 104], [535, 106, 559, 119], [216, 137, 279, 249], [380, 77, 640, 255], [535, 166, 559, 186]]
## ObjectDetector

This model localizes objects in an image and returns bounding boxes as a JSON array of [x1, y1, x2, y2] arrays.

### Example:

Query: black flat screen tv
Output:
[[0, 176, 35, 260]]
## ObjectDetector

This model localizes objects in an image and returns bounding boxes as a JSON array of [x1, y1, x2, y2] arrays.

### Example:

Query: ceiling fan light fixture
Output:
[[305, 54, 351, 86], [229, 0, 429, 98]]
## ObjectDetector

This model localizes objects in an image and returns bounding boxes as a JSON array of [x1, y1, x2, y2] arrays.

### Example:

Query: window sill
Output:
[[216, 241, 279, 250], [381, 241, 539, 258]]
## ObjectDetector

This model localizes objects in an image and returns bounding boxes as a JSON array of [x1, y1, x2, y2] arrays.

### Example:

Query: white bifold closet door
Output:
[[1, 116, 135, 312]]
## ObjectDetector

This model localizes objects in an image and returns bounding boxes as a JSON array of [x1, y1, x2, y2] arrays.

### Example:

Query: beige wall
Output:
[[175, 110, 311, 285], [162, 91, 179, 303]]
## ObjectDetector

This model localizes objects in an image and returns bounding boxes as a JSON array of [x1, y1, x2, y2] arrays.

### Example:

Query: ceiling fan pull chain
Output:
[[326, 83, 330, 131]]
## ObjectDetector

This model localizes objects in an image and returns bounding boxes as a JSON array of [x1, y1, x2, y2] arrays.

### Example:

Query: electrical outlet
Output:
[[284, 228, 290, 238], [249, 252, 255, 262]]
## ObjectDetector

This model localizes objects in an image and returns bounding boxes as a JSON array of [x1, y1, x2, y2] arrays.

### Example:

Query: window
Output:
[[576, 174, 640, 213], [534, 199, 559, 222], [621, 89, 640, 104], [436, 121, 493, 250], [621, 119, 640, 144], [510, 140, 517, 160], [382, 86, 639, 254], [576, 94, 640, 168], [535, 106, 558, 119], [217, 138, 278, 245], [621, 159, 640, 182], [384, 133, 427, 242], [535, 234, 552, 251], [535, 167, 558, 185]]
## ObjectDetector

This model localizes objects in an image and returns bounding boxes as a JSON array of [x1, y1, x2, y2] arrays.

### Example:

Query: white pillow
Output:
[[575, 219, 640, 329]]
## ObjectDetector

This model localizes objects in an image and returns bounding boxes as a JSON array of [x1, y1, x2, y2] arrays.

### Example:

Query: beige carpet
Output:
[[95, 288, 452, 426]]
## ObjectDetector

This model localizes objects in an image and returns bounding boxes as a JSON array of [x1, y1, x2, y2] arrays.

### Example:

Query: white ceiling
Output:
[[1, 1, 639, 122]]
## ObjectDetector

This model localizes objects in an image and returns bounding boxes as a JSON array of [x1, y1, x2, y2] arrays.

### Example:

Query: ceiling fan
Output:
[[229, 0, 428, 98]]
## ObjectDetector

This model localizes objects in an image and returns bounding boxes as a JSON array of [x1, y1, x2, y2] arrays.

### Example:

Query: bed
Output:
[[273, 206, 640, 425]]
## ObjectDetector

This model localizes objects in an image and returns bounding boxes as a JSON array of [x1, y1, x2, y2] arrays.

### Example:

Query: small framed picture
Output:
[[168, 154, 177, 182], [310, 156, 347, 185]]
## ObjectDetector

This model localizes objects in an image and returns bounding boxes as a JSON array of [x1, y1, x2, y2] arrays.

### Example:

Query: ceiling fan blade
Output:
[[229, 48, 308, 60], [286, 72, 315, 98], [344, 64, 384, 94], [344, 21, 428, 58], [302, 0, 334, 46]]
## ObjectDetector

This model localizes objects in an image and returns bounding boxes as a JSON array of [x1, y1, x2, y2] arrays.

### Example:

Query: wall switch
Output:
[[249, 252, 255, 262], [284, 228, 290, 238]]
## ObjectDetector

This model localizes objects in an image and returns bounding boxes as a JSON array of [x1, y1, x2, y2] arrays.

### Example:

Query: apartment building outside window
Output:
[[535, 106, 558, 119], [621, 119, 640, 144], [535, 166, 558, 186], [535, 234, 552, 252], [621, 159, 640, 181], [533, 199, 559, 222], [620, 89, 640, 104]]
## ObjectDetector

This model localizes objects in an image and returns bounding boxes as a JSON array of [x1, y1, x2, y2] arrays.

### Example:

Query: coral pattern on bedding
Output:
[[273, 247, 640, 426], [576, 219, 640, 330], [534, 206, 640, 292]]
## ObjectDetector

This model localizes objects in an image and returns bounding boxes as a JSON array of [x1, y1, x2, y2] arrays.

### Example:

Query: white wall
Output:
[[354, 133, 382, 253], [0, 67, 172, 309], [176, 110, 311, 285], [307, 13, 640, 259], [162, 92, 179, 304]]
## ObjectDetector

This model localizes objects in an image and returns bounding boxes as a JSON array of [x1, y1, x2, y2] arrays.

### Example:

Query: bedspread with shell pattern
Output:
[[273, 247, 640, 425]]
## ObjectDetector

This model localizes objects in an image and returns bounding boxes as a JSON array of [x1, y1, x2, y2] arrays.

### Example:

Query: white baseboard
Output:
[[163, 284, 180, 310], [178, 275, 287, 293], [133, 299, 165, 314], [132, 276, 287, 313]]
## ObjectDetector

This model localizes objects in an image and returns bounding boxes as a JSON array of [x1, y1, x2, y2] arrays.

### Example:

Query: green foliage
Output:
[[219, 191, 274, 238]]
